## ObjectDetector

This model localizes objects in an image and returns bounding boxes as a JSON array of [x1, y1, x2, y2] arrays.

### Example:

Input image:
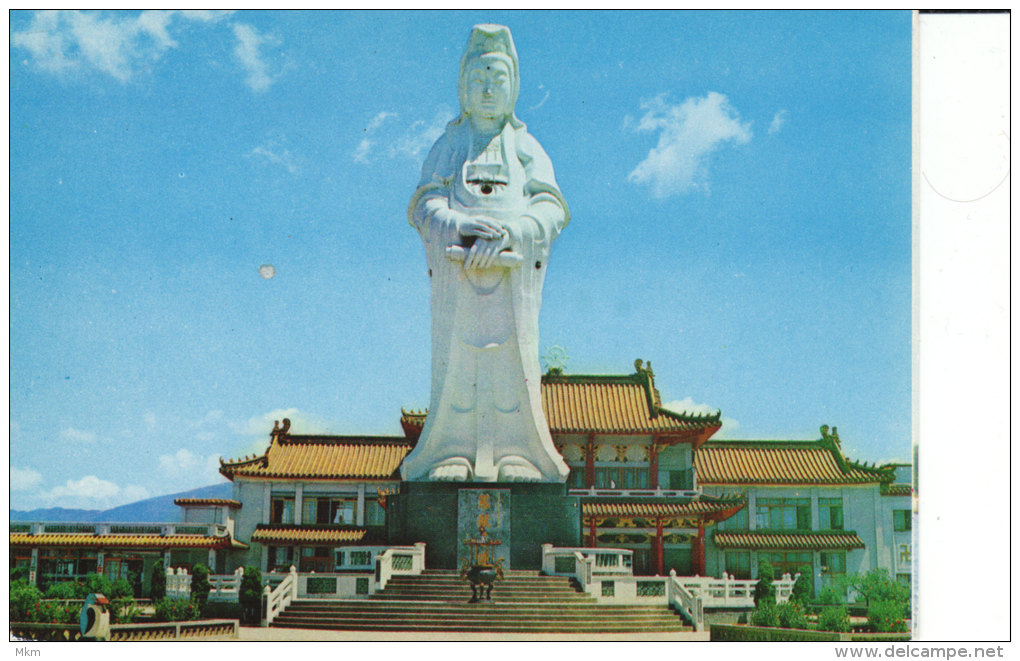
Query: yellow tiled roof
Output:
[[713, 531, 866, 550], [583, 499, 745, 520], [541, 378, 719, 435], [402, 367, 721, 439], [881, 484, 912, 496], [250, 525, 367, 545], [221, 436, 412, 481], [173, 498, 242, 508], [9, 534, 247, 550], [695, 441, 891, 485]]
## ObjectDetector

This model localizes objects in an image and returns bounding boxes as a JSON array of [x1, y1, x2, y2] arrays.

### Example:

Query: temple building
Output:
[[10, 360, 912, 599]]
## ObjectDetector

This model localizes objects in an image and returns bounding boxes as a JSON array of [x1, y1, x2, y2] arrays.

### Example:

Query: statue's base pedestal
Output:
[[386, 481, 581, 570]]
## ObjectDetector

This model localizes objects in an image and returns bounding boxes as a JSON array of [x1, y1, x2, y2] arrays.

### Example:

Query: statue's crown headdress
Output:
[[458, 24, 520, 117], [462, 24, 518, 64]]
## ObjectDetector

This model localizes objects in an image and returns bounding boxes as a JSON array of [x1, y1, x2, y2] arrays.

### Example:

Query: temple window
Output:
[[594, 466, 649, 489], [668, 468, 694, 490], [756, 498, 811, 530], [762, 551, 813, 579], [300, 546, 333, 573], [893, 509, 911, 532], [819, 498, 844, 530], [270, 546, 294, 572], [302, 496, 357, 525], [365, 500, 386, 526], [270, 497, 295, 524], [719, 507, 748, 531], [725, 551, 751, 579], [566, 466, 585, 489]]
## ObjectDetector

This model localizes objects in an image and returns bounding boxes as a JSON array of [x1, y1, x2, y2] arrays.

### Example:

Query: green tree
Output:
[[789, 564, 812, 604], [239, 566, 263, 625], [191, 563, 212, 615], [150, 559, 166, 600], [846, 569, 909, 607], [754, 560, 776, 607]]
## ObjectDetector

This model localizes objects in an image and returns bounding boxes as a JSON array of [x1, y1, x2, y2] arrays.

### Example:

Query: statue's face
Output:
[[464, 55, 512, 120]]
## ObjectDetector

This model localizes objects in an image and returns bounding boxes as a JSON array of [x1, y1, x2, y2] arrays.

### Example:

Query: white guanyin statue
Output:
[[400, 24, 570, 483]]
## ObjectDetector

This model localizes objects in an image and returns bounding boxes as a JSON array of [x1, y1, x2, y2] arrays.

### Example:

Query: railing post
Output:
[[260, 585, 271, 627], [289, 565, 299, 601]]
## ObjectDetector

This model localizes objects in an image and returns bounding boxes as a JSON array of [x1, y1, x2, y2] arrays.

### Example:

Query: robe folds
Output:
[[401, 116, 570, 483]]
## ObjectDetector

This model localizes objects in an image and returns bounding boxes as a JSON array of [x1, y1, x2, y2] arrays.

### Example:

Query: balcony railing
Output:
[[12, 521, 229, 537]]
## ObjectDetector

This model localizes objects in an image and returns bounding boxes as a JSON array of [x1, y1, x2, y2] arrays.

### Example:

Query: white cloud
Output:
[[38, 475, 150, 510], [627, 92, 752, 197], [529, 85, 550, 111], [178, 10, 234, 23], [769, 109, 789, 135], [236, 407, 325, 437], [664, 397, 740, 438], [353, 107, 452, 165], [387, 108, 451, 161], [11, 10, 223, 82], [11, 467, 43, 492], [367, 111, 397, 132], [60, 426, 97, 443], [249, 142, 298, 173], [232, 22, 275, 92], [158, 448, 222, 483]]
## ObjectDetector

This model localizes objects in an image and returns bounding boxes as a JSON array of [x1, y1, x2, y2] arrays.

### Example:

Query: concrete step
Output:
[[272, 618, 690, 633], [285, 601, 673, 615]]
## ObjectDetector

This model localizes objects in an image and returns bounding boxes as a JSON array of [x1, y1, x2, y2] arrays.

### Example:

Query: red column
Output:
[[585, 434, 595, 488], [692, 522, 706, 576], [649, 440, 659, 489], [589, 517, 598, 548], [655, 518, 665, 576]]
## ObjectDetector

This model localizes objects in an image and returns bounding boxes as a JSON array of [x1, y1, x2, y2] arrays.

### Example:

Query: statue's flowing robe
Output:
[[401, 117, 570, 482]]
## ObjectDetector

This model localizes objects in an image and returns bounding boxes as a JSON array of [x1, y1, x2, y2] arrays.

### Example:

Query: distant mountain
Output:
[[9, 507, 101, 522], [10, 482, 234, 523]]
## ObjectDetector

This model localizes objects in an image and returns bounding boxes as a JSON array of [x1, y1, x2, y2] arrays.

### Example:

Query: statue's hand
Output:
[[464, 232, 511, 271], [457, 214, 504, 241]]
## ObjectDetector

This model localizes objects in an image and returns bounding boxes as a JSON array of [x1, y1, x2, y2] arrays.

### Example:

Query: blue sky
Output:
[[9, 10, 913, 510]]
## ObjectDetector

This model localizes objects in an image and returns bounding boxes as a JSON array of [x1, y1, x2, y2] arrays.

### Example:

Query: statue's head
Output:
[[458, 24, 519, 122]]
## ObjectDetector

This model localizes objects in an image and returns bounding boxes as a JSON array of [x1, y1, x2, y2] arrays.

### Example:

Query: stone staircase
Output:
[[271, 569, 692, 633]]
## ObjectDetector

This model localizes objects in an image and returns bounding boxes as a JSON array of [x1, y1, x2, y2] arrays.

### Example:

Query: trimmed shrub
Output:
[[750, 602, 779, 627], [777, 601, 809, 630], [10, 580, 44, 622], [44, 580, 82, 600], [110, 577, 134, 600], [790, 565, 812, 604], [754, 561, 776, 607], [867, 599, 909, 633], [818, 605, 851, 632], [191, 563, 212, 614], [83, 573, 113, 597], [818, 584, 846, 606], [154, 597, 199, 622], [110, 597, 142, 624], [239, 566, 263, 625], [150, 559, 166, 600]]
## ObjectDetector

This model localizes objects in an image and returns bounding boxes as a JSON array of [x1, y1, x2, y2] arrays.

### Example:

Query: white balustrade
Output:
[[373, 543, 426, 590], [262, 565, 299, 627], [678, 572, 799, 608], [208, 567, 245, 601], [668, 570, 705, 631], [165, 567, 192, 599], [541, 545, 633, 577]]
